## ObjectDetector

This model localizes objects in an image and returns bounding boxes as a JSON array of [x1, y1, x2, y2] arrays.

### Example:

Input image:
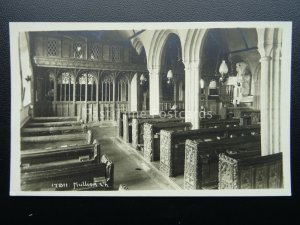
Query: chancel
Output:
[[16, 26, 287, 192]]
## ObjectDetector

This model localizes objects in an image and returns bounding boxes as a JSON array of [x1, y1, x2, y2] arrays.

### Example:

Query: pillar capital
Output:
[[148, 64, 161, 73], [183, 60, 200, 71], [259, 56, 272, 62]]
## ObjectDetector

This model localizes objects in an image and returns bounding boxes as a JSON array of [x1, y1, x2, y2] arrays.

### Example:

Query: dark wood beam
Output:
[[129, 30, 146, 40], [227, 47, 258, 54]]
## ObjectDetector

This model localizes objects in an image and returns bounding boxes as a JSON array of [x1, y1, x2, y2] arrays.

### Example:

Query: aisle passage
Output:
[[90, 126, 178, 190]]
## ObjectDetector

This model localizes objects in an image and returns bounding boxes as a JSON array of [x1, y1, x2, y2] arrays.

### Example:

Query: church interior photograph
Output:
[[11, 23, 291, 194]]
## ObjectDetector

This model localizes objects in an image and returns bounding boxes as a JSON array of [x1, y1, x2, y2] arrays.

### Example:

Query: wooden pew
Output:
[[183, 135, 261, 190], [143, 122, 192, 162], [131, 117, 184, 150], [21, 124, 87, 136], [122, 111, 151, 143], [218, 152, 282, 189], [160, 125, 260, 177], [26, 120, 83, 128], [30, 116, 79, 123], [199, 118, 240, 128], [21, 130, 93, 150], [227, 107, 261, 125], [21, 154, 114, 191], [21, 139, 100, 166]]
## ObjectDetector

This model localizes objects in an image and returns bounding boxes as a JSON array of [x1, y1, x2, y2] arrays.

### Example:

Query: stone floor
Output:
[[89, 125, 181, 190]]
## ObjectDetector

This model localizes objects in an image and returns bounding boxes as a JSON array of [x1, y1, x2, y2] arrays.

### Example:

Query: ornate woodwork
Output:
[[184, 139, 199, 190], [219, 152, 283, 189], [159, 130, 173, 176], [184, 135, 261, 190], [143, 123, 154, 161], [34, 56, 147, 72]]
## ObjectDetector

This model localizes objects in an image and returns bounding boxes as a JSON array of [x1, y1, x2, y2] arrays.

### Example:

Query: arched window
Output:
[[117, 76, 129, 102], [57, 72, 75, 101], [76, 72, 97, 101], [99, 74, 114, 101]]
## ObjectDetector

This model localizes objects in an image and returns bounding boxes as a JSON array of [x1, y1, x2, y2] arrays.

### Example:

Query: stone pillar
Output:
[[112, 78, 116, 121], [184, 60, 200, 129], [73, 73, 76, 117], [259, 56, 272, 156], [257, 28, 284, 156], [130, 73, 138, 111], [272, 43, 282, 154], [127, 79, 132, 112], [53, 75, 57, 116], [85, 74, 88, 123], [95, 79, 99, 122], [149, 66, 160, 115]]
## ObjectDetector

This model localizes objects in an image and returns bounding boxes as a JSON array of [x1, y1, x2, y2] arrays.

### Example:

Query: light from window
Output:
[[73, 42, 83, 58]]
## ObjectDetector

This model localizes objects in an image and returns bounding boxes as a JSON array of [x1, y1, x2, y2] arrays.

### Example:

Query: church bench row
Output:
[[21, 130, 92, 143], [21, 130, 93, 150], [160, 125, 261, 177], [184, 135, 261, 189], [30, 116, 79, 123], [25, 120, 83, 128], [117, 111, 150, 138], [219, 151, 282, 189], [226, 108, 261, 125], [199, 118, 240, 128], [21, 154, 114, 191], [21, 124, 87, 136], [143, 122, 192, 162], [131, 117, 184, 149], [122, 113, 159, 143], [21, 139, 100, 166]]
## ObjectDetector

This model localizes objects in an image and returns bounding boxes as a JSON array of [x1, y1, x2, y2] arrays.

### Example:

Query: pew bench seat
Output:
[[26, 121, 83, 128], [160, 125, 260, 177], [219, 152, 283, 189], [131, 117, 184, 150], [21, 140, 100, 166], [21, 154, 114, 191], [21, 125, 87, 136], [143, 121, 192, 162], [184, 135, 261, 190]]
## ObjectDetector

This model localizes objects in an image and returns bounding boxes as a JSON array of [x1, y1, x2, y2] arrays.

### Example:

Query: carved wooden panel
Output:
[[218, 153, 238, 189], [255, 166, 268, 189], [268, 161, 283, 188], [219, 153, 283, 189], [159, 130, 173, 176], [184, 140, 198, 190], [34, 56, 147, 72], [143, 123, 153, 162], [239, 168, 253, 189]]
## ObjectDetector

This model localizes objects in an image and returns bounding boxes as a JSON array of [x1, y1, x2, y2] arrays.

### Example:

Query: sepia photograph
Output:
[[9, 22, 292, 196]]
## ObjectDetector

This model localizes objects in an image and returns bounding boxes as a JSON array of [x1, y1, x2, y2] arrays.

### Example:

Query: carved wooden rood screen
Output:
[[31, 32, 148, 122], [34, 67, 141, 122]]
